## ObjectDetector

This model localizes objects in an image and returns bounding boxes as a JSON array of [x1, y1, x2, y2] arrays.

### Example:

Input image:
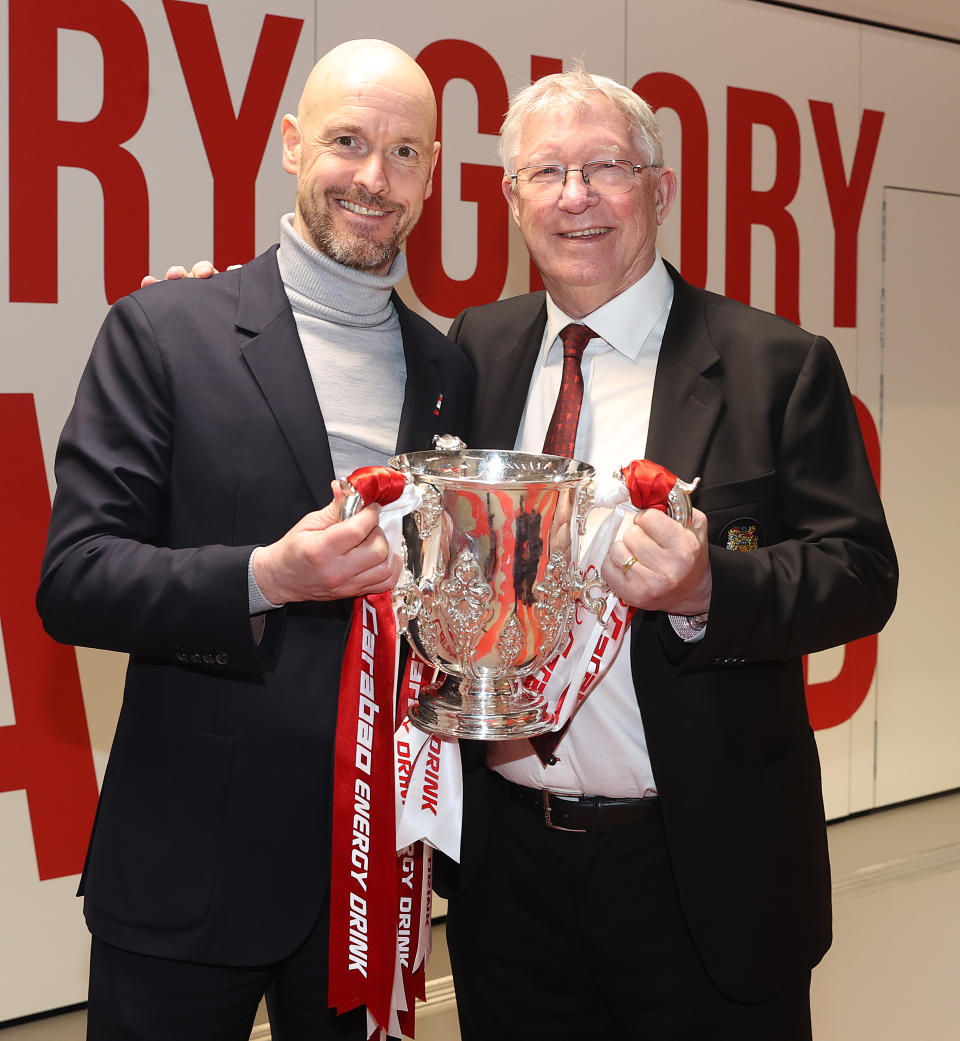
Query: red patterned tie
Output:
[[541, 324, 596, 458]]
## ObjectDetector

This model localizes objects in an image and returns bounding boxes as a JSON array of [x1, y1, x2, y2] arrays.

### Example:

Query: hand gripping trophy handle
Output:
[[569, 469, 701, 616]]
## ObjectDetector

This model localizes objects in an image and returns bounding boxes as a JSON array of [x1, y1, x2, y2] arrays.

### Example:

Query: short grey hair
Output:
[[499, 61, 663, 175]]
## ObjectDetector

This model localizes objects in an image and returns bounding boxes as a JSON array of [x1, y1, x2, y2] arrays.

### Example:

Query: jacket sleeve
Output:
[[36, 294, 270, 674], [684, 335, 898, 666]]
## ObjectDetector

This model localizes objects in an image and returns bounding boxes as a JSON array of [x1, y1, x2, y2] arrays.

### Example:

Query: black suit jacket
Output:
[[446, 262, 897, 1002], [37, 246, 474, 965]]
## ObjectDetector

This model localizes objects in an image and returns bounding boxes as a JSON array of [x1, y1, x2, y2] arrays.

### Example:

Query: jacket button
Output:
[[215, 653, 229, 666]]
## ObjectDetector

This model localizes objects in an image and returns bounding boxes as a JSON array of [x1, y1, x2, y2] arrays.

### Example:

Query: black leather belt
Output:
[[499, 776, 660, 832]]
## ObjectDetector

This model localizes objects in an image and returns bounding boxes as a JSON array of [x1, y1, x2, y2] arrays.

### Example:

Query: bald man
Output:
[[38, 40, 473, 1041]]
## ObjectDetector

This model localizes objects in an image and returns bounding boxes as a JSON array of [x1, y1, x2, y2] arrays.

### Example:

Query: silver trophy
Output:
[[342, 436, 696, 740], [388, 437, 599, 740]]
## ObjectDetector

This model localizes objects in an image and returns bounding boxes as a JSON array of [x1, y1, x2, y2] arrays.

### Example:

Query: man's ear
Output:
[[501, 175, 521, 226], [422, 140, 441, 202], [655, 167, 678, 225], [281, 115, 300, 175]]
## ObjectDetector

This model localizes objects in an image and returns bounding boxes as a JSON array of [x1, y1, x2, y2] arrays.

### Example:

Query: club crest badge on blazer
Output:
[[721, 519, 762, 552]]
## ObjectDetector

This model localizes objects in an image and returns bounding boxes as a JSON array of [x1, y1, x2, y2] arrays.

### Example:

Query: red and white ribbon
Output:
[[328, 467, 418, 1039], [329, 584, 401, 1034], [329, 466, 462, 1040]]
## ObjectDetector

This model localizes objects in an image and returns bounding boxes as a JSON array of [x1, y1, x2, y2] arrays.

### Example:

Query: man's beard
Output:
[[298, 185, 416, 272]]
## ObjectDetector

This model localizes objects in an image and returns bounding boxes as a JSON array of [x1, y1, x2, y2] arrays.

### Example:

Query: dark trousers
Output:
[[446, 775, 813, 1041], [86, 899, 364, 1041]]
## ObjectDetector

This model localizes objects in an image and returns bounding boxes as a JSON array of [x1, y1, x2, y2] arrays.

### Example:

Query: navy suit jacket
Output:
[[37, 246, 474, 965], [445, 262, 897, 1002]]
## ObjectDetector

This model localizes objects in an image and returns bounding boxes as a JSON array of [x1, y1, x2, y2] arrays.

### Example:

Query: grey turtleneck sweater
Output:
[[249, 216, 409, 614], [276, 212, 407, 480]]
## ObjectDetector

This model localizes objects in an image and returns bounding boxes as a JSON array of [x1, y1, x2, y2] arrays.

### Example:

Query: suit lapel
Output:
[[472, 295, 546, 450], [394, 293, 442, 453], [645, 263, 722, 483], [237, 248, 337, 506]]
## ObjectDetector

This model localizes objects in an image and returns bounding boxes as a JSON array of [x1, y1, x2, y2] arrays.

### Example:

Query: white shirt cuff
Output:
[[668, 612, 708, 642]]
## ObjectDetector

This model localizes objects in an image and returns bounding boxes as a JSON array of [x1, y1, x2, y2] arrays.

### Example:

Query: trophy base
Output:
[[408, 675, 555, 741]]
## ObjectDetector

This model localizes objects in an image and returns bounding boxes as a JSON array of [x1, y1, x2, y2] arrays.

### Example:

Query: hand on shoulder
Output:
[[139, 260, 220, 288]]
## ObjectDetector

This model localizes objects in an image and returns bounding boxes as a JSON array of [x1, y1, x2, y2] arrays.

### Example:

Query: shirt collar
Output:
[[543, 254, 674, 361]]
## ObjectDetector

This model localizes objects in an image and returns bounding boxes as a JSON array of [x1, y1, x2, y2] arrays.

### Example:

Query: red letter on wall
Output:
[[634, 72, 709, 289], [809, 101, 884, 329], [9, 0, 149, 305], [408, 40, 510, 319], [163, 1, 303, 272], [805, 396, 881, 730], [0, 396, 99, 879], [726, 87, 801, 325]]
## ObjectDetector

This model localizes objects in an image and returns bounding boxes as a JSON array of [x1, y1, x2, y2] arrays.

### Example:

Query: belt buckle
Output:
[[541, 790, 587, 833]]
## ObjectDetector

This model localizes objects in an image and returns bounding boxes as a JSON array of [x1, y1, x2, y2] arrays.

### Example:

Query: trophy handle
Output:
[[665, 477, 701, 527], [337, 479, 365, 521], [579, 574, 609, 615]]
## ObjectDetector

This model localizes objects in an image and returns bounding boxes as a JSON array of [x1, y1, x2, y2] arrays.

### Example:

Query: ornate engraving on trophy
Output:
[[434, 549, 495, 678], [496, 613, 525, 678], [416, 609, 442, 665], [576, 479, 597, 536], [534, 553, 576, 662], [394, 569, 422, 634], [413, 483, 442, 538]]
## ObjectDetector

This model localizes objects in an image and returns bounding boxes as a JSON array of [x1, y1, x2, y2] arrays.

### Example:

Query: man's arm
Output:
[[37, 292, 398, 673], [606, 335, 897, 664]]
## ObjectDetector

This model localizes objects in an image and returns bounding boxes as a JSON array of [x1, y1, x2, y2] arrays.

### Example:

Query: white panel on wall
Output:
[[859, 26, 960, 808], [778, 0, 960, 40], [0, 794, 91, 1019], [875, 186, 960, 805]]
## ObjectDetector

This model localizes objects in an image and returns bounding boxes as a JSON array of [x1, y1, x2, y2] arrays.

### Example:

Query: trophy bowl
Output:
[[389, 440, 599, 740]]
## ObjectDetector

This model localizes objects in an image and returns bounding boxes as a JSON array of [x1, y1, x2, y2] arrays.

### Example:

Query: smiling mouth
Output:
[[561, 227, 611, 239], [337, 198, 392, 217]]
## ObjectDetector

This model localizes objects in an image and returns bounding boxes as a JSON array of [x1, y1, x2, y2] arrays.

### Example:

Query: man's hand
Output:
[[140, 260, 218, 288], [601, 507, 712, 616], [253, 485, 401, 604]]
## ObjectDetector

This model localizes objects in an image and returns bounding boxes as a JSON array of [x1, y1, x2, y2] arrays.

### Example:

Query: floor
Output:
[[3, 791, 958, 1040], [810, 790, 960, 1040]]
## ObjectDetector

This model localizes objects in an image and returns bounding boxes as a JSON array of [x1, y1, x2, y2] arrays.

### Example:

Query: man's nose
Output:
[[558, 169, 597, 212], [353, 152, 389, 196]]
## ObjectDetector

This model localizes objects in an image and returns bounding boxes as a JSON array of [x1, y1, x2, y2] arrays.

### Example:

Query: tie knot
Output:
[[559, 323, 595, 360]]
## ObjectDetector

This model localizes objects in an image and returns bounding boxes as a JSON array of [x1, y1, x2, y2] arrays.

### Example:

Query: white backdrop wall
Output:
[[1, 0, 957, 1021]]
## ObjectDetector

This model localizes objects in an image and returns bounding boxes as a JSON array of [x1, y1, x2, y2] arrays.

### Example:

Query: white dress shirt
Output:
[[487, 256, 675, 798]]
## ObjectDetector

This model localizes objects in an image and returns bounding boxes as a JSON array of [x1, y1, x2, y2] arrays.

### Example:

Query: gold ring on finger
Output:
[[620, 554, 638, 575]]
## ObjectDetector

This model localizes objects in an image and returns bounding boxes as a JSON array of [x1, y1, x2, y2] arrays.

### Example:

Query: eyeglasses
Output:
[[510, 159, 662, 199]]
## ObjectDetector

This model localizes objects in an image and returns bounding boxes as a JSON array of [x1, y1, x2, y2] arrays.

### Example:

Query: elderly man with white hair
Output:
[[440, 63, 897, 1041]]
